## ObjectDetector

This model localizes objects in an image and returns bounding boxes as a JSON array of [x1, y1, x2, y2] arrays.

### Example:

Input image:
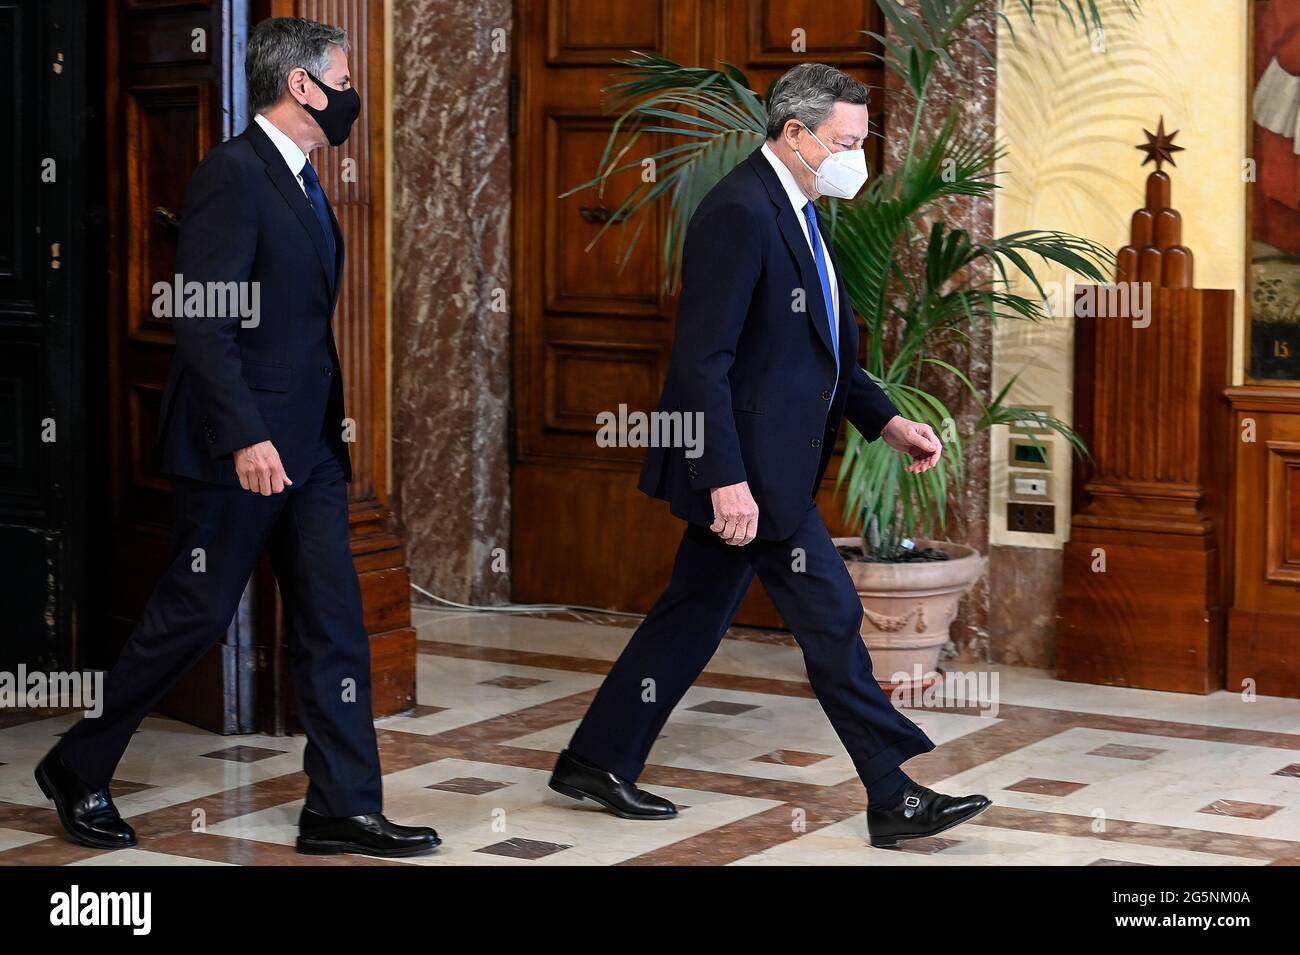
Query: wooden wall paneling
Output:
[[1059, 279, 1235, 693], [1224, 387, 1300, 699]]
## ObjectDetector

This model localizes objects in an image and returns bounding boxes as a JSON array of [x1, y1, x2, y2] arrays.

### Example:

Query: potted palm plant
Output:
[[568, 0, 1134, 685]]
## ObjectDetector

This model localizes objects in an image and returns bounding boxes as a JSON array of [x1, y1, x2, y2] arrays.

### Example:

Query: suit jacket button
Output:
[[323, 365, 334, 377], [820, 390, 831, 400], [810, 437, 822, 448]]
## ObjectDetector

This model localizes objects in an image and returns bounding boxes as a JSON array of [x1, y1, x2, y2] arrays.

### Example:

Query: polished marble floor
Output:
[[1, 606, 1299, 865]]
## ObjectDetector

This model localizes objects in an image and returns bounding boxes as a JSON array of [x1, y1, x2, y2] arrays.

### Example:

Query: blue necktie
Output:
[[300, 159, 336, 283], [802, 200, 839, 400]]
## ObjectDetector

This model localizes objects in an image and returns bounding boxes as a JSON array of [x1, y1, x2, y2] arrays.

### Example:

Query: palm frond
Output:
[[559, 54, 766, 291]]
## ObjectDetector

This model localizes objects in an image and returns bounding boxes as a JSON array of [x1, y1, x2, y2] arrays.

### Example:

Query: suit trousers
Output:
[[568, 502, 935, 786], [56, 441, 382, 817]]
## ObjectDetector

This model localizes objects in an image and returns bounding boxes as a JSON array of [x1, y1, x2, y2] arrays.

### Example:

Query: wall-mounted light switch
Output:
[[1008, 472, 1051, 502]]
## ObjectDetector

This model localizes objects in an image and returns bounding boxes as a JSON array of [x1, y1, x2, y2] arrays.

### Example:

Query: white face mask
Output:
[[795, 125, 869, 200]]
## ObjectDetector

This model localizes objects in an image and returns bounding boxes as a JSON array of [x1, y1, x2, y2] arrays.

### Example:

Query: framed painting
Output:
[[1250, 0, 1300, 382]]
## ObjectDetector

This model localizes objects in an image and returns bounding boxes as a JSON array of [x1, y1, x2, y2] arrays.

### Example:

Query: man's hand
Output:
[[710, 481, 759, 546], [234, 440, 293, 495], [881, 415, 943, 474]]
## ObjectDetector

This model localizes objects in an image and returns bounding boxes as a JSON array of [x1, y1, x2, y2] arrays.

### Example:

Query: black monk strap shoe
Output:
[[867, 782, 991, 848]]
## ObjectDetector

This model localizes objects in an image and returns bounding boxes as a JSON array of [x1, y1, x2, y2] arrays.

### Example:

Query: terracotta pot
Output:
[[832, 538, 985, 688]]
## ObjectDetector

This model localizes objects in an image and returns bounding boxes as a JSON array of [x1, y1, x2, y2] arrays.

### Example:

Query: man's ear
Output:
[[782, 118, 803, 150], [286, 67, 311, 105]]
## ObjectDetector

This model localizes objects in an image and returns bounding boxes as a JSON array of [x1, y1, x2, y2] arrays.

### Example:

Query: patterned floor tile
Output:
[[199, 745, 290, 763], [2, 607, 1299, 867], [410, 705, 448, 718], [426, 777, 513, 796], [475, 837, 571, 860], [1197, 799, 1283, 820], [1003, 777, 1090, 796], [752, 750, 833, 767], [686, 701, 760, 716], [1086, 743, 1165, 761], [478, 676, 550, 690], [894, 836, 962, 855], [1088, 858, 1153, 866], [109, 778, 156, 797]]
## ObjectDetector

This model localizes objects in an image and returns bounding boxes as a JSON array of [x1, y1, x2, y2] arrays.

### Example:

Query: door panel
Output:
[[0, 0, 99, 669], [512, 0, 881, 623], [95, 0, 252, 731]]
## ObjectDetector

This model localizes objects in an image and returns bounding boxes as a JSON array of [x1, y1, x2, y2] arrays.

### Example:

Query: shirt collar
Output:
[[761, 142, 814, 216], [254, 113, 308, 179]]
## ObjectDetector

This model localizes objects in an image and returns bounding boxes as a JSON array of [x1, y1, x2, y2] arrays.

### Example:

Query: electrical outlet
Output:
[[1007, 502, 1055, 534]]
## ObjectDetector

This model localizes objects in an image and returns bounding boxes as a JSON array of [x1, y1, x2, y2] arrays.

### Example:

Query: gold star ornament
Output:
[[1137, 116, 1185, 171]]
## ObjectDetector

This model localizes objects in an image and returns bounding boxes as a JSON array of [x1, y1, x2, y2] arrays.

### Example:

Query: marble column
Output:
[[391, 0, 513, 603]]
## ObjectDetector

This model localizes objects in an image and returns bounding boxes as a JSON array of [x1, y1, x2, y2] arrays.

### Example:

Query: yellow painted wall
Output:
[[992, 0, 1248, 549]]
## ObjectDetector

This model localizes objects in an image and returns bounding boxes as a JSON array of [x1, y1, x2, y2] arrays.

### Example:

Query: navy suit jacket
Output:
[[155, 120, 351, 486], [638, 147, 899, 541]]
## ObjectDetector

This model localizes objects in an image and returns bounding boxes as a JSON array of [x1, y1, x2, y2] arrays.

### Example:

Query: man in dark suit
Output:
[[550, 64, 990, 849], [36, 17, 438, 857]]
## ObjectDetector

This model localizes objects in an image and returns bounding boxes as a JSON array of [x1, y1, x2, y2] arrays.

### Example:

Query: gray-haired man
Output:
[[36, 17, 439, 858], [550, 63, 991, 849]]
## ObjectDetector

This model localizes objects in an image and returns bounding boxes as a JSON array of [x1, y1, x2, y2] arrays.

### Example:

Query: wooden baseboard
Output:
[[1227, 608, 1300, 700], [1057, 537, 1224, 694]]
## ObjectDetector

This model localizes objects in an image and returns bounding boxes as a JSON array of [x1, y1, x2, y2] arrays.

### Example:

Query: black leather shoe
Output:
[[548, 749, 677, 820], [296, 807, 441, 857], [867, 783, 991, 848], [35, 750, 138, 850]]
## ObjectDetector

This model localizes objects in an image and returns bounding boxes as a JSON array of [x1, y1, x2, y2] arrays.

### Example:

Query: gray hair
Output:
[[764, 63, 869, 140], [247, 17, 349, 114]]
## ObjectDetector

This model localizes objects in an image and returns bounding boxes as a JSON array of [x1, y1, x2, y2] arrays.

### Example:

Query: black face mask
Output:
[[302, 70, 360, 146]]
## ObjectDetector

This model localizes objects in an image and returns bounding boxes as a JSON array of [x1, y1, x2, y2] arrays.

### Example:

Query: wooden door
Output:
[[94, 0, 253, 730], [0, 0, 100, 669], [511, 0, 882, 623]]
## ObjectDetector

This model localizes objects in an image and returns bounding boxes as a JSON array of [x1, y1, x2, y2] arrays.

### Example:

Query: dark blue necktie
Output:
[[802, 200, 839, 400], [300, 159, 336, 282]]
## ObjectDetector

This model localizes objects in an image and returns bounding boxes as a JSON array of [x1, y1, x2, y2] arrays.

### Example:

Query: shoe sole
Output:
[[295, 837, 442, 858], [34, 764, 138, 851], [868, 800, 992, 849], [548, 779, 677, 820]]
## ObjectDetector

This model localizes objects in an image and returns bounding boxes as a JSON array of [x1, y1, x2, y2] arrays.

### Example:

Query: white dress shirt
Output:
[[760, 142, 839, 321], [254, 113, 308, 197]]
